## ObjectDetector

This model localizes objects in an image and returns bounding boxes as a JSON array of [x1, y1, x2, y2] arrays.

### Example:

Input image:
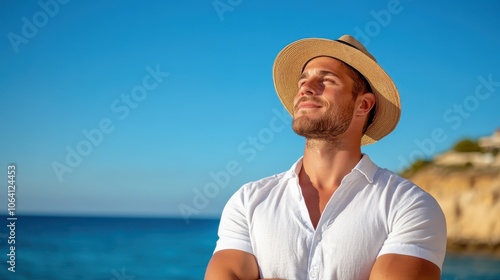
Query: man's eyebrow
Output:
[[299, 70, 341, 80]]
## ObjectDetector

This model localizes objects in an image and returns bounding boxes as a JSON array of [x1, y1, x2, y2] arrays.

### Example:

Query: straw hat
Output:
[[273, 35, 401, 145]]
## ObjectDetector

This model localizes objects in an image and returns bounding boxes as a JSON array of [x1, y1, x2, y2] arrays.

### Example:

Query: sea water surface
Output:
[[0, 216, 499, 280]]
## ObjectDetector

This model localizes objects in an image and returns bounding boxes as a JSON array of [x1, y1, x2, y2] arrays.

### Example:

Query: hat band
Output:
[[335, 40, 359, 50]]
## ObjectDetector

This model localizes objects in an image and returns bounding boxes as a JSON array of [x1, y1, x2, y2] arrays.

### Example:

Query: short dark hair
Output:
[[341, 62, 376, 133]]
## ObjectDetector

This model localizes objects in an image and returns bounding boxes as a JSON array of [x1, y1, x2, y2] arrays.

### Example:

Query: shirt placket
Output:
[[307, 226, 323, 280]]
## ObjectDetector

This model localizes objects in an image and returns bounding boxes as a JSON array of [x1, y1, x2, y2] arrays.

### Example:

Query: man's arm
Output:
[[369, 254, 441, 280], [205, 250, 284, 280], [205, 249, 259, 280]]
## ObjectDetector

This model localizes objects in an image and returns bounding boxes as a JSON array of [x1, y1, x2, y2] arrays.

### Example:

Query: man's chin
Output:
[[293, 111, 320, 121], [293, 119, 320, 135]]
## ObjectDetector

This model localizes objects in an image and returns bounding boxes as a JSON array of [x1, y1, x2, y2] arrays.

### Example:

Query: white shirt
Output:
[[214, 155, 447, 279]]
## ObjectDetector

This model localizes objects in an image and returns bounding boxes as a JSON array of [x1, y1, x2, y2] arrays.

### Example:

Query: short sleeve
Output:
[[214, 186, 253, 255], [378, 184, 447, 270]]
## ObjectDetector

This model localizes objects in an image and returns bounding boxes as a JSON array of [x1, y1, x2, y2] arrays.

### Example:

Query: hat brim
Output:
[[273, 38, 401, 145]]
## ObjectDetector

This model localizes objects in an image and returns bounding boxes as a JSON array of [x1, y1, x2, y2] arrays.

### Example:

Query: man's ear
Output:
[[356, 92, 376, 117]]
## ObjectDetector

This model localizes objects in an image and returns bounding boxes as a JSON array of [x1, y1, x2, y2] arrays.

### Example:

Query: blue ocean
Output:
[[0, 216, 499, 280]]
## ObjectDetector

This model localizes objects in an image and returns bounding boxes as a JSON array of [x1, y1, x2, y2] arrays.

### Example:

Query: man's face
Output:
[[292, 56, 357, 140]]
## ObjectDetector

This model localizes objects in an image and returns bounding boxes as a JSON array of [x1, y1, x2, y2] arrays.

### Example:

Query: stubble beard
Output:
[[292, 98, 355, 142]]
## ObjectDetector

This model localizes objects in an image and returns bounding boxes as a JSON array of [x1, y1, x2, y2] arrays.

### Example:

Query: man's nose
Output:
[[298, 78, 322, 96]]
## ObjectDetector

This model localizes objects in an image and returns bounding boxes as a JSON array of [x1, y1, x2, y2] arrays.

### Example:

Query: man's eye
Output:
[[298, 80, 306, 87], [323, 78, 336, 84]]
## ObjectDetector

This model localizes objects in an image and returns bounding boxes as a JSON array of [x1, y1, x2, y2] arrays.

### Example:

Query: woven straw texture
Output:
[[273, 36, 401, 145]]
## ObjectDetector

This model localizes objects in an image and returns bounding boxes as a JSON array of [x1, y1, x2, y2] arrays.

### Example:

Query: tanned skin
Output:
[[205, 57, 440, 280]]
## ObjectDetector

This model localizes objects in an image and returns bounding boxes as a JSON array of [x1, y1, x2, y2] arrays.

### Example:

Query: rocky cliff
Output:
[[406, 164, 500, 252]]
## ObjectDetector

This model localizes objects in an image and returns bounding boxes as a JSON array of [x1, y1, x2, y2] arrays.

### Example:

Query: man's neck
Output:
[[301, 138, 362, 192]]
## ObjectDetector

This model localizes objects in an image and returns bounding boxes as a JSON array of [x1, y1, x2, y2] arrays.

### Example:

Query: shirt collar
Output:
[[287, 153, 378, 187], [284, 157, 303, 200], [352, 154, 377, 184], [291, 157, 303, 177]]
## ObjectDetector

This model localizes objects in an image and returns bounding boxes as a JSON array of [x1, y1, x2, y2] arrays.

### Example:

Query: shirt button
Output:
[[315, 234, 321, 242], [310, 267, 318, 278]]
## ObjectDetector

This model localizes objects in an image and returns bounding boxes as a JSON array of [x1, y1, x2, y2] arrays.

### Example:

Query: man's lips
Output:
[[296, 101, 322, 110]]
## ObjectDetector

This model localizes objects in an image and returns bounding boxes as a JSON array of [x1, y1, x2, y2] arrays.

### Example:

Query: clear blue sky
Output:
[[1, 0, 499, 219]]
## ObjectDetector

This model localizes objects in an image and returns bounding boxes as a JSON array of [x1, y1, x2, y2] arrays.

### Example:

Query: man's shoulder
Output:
[[357, 154, 415, 190], [373, 166, 439, 206], [240, 169, 291, 192], [224, 169, 293, 208], [374, 167, 410, 186]]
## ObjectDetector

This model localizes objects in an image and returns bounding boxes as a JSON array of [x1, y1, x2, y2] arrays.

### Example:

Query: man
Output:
[[205, 35, 447, 279]]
